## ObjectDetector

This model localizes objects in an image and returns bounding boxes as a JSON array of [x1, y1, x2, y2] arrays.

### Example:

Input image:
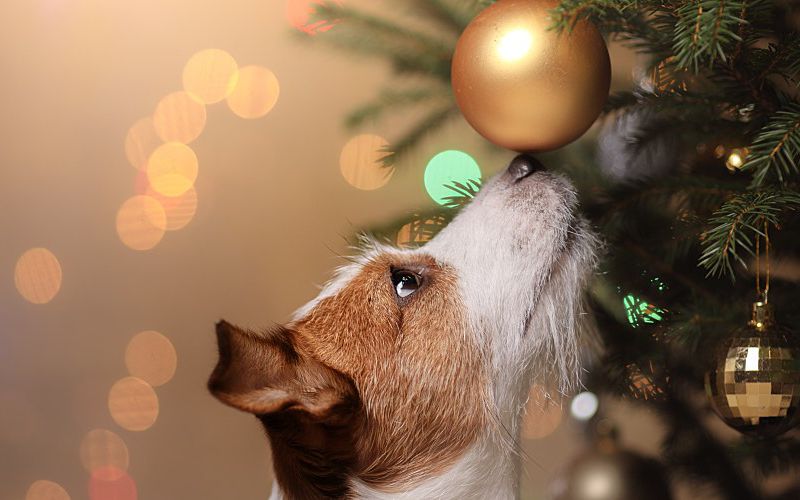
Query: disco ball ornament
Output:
[[705, 300, 800, 437], [451, 0, 611, 152], [549, 448, 672, 500]]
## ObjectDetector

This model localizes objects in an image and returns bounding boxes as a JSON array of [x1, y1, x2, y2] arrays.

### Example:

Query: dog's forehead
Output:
[[291, 243, 426, 322]]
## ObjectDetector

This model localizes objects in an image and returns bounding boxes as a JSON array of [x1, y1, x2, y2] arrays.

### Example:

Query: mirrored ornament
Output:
[[705, 301, 800, 437]]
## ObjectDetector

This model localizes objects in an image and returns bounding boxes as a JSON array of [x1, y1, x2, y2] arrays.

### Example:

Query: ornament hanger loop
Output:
[[755, 219, 770, 303]]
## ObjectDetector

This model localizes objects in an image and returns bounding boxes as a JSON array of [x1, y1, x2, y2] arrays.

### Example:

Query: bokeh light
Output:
[[339, 134, 393, 190], [115, 196, 167, 251], [570, 391, 599, 421], [286, 0, 342, 35], [424, 150, 482, 205], [146, 142, 198, 197], [108, 376, 159, 431], [726, 147, 748, 172], [145, 186, 198, 231], [88, 468, 137, 500], [125, 331, 178, 387], [182, 49, 239, 105], [26, 480, 70, 500], [14, 248, 62, 304], [226, 65, 280, 119], [152, 91, 206, 144], [522, 384, 563, 439], [124, 117, 161, 171], [79, 429, 130, 480], [396, 217, 443, 248]]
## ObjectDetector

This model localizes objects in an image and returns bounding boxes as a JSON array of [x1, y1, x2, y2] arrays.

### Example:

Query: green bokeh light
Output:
[[424, 150, 482, 205], [624, 294, 665, 328]]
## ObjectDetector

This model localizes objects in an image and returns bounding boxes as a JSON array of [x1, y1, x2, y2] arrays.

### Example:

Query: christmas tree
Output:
[[306, 0, 800, 498]]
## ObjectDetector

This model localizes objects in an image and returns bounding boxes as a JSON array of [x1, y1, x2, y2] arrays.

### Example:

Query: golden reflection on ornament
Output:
[[26, 480, 71, 500], [227, 65, 280, 119], [14, 248, 62, 304], [79, 429, 130, 481], [183, 49, 239, 104], [88, 468, 137, 500], [286, 0, 342, 35], [522, 384, 563, 439], [713, 144, 727, 159], [108, 377, 159, 431], [124, 117, 161, 171], [145, 186, 198, 231], [152, 91, 206, 144], [146, 142, 198, 197], [339, 134, 393, 190], [116, 196, 167, 251], [125, 331, 178, 387], [497, 29, 533, 62]]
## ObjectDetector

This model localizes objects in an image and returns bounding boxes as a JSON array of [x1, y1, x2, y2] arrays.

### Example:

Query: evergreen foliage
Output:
[[308, 1, 800, 497]]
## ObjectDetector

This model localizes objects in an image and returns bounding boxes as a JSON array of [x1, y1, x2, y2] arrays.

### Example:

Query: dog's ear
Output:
[[208, 320, 357, 420]]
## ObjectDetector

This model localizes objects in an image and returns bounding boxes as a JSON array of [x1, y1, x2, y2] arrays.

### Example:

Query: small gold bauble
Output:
[[705, 301, 800, 436], [451, 0, 611, 152], [550, 449, 672, 500]]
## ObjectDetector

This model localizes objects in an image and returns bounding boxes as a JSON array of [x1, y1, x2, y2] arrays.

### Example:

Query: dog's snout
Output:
[[507, 154, 544, 182]]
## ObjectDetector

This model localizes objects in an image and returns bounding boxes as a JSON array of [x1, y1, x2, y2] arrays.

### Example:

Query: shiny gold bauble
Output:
[[451, 0, 611, 152], [705, 301, 800, 437]]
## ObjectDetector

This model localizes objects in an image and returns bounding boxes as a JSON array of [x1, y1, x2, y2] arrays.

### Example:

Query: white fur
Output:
[[285, 168, 597, 499]]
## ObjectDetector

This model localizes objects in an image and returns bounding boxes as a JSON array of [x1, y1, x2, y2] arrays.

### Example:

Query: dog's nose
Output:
[[507, 154, 545, 181]]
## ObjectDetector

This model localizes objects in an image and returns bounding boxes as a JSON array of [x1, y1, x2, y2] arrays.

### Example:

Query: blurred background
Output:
[[1, 1, 761, 499]]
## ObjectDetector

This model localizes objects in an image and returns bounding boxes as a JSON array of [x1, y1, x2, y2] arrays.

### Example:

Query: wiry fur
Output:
[[211, 163, 598, 500]]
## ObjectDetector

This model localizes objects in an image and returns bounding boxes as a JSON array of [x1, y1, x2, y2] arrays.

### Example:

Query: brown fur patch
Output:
[[209, 253, 488, 498], [292, 253, 487, 489]]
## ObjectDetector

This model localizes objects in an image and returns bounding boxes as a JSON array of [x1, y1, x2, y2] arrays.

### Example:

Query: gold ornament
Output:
[[451, 0, 611, 152], [705, 300, 800, 436], [550, 421, 672, 500], [706, 223, 800, 436]]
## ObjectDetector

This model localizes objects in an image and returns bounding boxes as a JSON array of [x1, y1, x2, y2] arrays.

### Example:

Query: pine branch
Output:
[[345, 87, 450, 129], [699, 190, 800, 278], [405, 0, 474, 33], [744, 103, 800, 185], [440, 179, 482, 208], [380, 105, 458, 167], [672, 0, 750, 73], [309, 4, 453, 80]]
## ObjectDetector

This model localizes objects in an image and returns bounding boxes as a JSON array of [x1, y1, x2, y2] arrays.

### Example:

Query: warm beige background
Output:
[[1, 1, 673, 499]]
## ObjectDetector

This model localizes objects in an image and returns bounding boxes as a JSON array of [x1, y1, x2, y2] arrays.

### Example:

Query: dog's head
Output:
[[208, 155, 597, 497]]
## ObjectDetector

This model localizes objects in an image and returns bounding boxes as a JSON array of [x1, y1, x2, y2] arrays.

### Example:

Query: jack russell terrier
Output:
[[208, 154, 598, 499]]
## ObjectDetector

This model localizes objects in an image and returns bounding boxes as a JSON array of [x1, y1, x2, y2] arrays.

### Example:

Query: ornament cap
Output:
[[749, 299, 773, 332]]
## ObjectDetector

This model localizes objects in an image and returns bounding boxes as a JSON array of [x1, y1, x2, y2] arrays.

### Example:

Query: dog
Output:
[[208, 154, 598, 499]]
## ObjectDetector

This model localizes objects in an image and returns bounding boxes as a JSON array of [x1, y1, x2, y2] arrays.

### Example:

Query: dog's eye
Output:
[[391, 270, 421, 298]]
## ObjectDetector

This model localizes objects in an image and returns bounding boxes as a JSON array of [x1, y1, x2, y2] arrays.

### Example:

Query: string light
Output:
[[146, 142, 199, 197], [108, 376, 159, 431], [125, 331, 178, 387], [226, 65, 280, 119], [339, 134, 393, 190], [182, 49, 239, 105], [152, 91, 207, 144], [521, 384, 563, 439], [424, 150, 482, 205], [286, 0, 342, 35], [124, 117, 161, 172], [570, 391, 599, 420], [26, 480, 70, 500], [14, 248, 62, 304], [79, 429, 130, 481], [116, 195, 167, 251], [88, 469, 137, 500]]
